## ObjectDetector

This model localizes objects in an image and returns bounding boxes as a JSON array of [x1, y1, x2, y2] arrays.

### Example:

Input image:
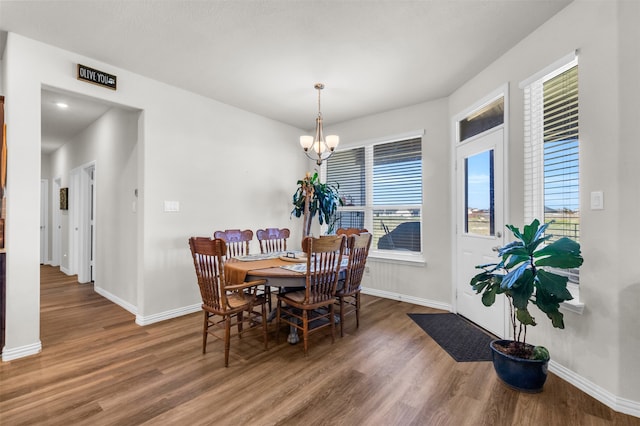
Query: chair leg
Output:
[[355, 292, 361, 329], [203, 311, 209, 354], [265, 285, 272, 312], [237, 311, 244, 337], [330, 304, 335, 344], [224, 316, 231, 367], [262, 301, 268, 350], [276, 300, 281, 343], [302, 309, 309, 356], [339, 297, 345, 337]]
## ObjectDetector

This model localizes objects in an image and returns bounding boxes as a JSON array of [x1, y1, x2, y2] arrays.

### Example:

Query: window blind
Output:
[[372, 138, 422, 205], [543, 65, 579, 241], [326, 148, 365, 206]]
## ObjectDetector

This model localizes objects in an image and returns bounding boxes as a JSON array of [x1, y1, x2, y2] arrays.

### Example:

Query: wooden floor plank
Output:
[[0, 265, 637, 425]]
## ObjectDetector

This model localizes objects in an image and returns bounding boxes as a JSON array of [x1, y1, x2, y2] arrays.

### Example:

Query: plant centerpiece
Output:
[[470, 219, 583, 392], [291, 171, 343, 237]]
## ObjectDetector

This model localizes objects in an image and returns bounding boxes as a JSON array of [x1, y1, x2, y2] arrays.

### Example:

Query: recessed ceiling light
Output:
[[55, 102, 69, 109]]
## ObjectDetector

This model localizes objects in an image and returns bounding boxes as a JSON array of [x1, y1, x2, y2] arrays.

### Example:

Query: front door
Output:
[[455, 127, 505, 337]]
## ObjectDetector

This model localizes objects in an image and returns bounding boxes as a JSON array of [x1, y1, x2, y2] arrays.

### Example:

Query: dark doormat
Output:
[[408, 313, 495, 362]]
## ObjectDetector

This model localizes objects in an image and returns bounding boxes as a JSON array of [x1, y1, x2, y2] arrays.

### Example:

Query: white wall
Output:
[[2, 33, 307, 358], [325, 98, 452, 308], [449, 0, 639, 407], [616, 0, 640, 402], [0, 58, 4, 95]]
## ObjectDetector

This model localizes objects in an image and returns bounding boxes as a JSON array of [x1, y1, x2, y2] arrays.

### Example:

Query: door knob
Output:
[[496, 231, 502, 238], [492, 246, 500, 252]]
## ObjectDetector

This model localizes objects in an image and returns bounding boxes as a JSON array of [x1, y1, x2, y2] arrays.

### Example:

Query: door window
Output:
[[464, 149, 494, 236]]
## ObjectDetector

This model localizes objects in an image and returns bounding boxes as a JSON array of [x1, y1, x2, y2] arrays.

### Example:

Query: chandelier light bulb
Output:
[[300, 135, 314, 150], [326, 135, 339, 150]]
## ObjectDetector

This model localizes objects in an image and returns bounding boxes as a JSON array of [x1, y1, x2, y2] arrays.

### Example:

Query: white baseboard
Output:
[[135, 303, 201, 326], [60, 266, 71, 275], [549, 360, 640, 418], [2, 341, 42, 362], [94, 286, 138, 315], [618, 397, 640, 419], [361, 287, 451, 312]]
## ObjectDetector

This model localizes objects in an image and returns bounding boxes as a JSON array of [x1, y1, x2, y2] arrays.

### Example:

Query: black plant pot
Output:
[[490, 339, 549, 393]]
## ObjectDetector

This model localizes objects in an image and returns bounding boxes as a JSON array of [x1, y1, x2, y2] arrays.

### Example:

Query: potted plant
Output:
[[291, 171, 343, 237], [470, 219, 583, 392]]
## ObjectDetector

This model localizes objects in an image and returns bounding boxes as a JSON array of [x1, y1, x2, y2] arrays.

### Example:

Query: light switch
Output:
[[164, 201, 180, 212], [590, 191, 604, 210]]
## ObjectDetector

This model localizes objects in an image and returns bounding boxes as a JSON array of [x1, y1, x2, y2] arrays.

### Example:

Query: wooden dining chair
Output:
[[256, 228, 290, 254], [213, 229, 253, 259], [256, 228, 290, 310], [276, 234, 346, 356], [189, 237, 268, 367], [336, 227, 369, 236], [335, 233, 372, 337]]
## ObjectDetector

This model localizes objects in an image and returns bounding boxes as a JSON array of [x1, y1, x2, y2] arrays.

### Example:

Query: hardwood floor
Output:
[[0, 265, 637, 425]]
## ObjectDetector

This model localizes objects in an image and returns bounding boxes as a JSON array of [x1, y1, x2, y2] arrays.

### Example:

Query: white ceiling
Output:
[[0, 0, 571, 151], [40, 88, 115, 153]]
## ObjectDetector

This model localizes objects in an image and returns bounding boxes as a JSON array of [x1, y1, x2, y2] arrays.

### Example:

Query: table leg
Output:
[[287, 325, 299, 344]]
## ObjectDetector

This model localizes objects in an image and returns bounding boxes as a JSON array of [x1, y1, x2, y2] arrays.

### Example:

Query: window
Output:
[[459, 96, 504, 142], [325, 135, 423, 259], [523, 55, 579, 285]]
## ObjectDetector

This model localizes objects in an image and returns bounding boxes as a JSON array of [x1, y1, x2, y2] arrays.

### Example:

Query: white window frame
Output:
[[322, 130, 425, 264], [520, 51, 583, 314]]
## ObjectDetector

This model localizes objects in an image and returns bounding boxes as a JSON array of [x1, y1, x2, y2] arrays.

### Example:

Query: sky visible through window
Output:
[[466, 150, 491, 210]]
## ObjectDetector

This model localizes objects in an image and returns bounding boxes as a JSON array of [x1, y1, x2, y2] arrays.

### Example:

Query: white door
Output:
[[70, 168, 81, 276], [40, 179, 48, 264], [52, 178, 62, 266], [70, 162, 96, 283], [88, 165, 95, 282], [455, 127, 505, 337]]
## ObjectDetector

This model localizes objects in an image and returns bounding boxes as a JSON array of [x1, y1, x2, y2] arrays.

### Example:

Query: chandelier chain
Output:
[[316, 83, 323, 118]]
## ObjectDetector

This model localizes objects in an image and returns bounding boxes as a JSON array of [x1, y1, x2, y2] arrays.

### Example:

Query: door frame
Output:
[[450, 84, 510, 337], [52, 177, 62, 266], [40, 179, 49, 264]]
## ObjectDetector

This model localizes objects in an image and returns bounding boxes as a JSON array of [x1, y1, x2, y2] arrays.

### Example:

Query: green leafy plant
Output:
[[291, 171, 343, 236], [470, 219, 583, 358]]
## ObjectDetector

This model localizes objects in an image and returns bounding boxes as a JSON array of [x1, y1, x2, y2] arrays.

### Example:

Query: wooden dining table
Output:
[[225, 256, 306, 288], [225, 254, 307, 344]]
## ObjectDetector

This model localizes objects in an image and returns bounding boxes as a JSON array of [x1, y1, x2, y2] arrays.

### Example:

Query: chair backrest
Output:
[[256, 228, 290, 254], [189, 237, 228, 312], [301, 234, 346, 304], [337, 228, 369, 236], [342, 233, 372, 295], [213, 229, 253, 258]]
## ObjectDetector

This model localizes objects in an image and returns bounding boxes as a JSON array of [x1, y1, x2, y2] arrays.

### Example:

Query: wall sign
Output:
[[77, 64, 117, 90]]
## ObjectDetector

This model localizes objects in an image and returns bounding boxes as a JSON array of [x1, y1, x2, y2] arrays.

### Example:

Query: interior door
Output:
[[455, 127, 505, 337], [40, 179, 48, 264]]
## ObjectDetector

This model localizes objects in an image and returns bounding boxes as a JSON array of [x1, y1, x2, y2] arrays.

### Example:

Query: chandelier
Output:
[[299, 83, 339, 166]]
